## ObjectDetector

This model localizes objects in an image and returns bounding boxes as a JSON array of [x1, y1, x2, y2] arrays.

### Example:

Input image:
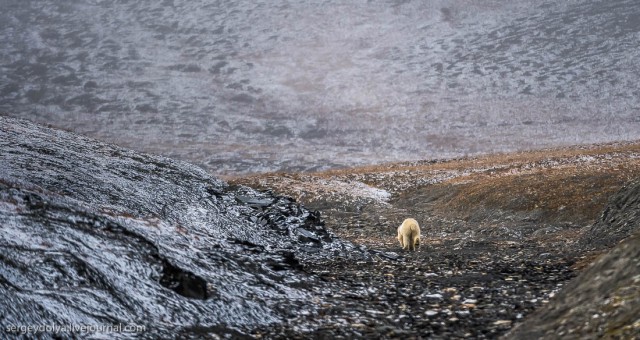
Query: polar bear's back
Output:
[[400, 218, 420, 235], [398, 218, 421, 250]]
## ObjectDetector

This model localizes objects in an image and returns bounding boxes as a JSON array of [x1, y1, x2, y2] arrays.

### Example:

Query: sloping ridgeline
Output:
[[0, 116, 362, 338], [506, 180, 640, 339]]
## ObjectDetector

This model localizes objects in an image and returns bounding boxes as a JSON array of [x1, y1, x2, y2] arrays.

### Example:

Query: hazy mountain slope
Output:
[[1, 0, 639, 174]]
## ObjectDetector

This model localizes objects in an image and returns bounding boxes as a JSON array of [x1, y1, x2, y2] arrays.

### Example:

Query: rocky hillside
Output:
[[1, 116, 639, 338], [233, 142, 640, 338], [233, 142, 640, 247], [0, 116, 364, 338], [506, 178, 640, 339], [507, 231, 640, 339]]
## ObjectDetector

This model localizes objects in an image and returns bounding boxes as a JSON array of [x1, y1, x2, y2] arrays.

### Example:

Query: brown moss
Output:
[[309, 140, 640, 178], [232, 140, 640, 231], [429, 167, 635, 225]]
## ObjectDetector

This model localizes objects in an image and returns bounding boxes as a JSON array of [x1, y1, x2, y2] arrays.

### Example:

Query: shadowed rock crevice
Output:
[[506, 232, 640, 339], [159, 259, 209, 300], [579, 178, 640, 250]]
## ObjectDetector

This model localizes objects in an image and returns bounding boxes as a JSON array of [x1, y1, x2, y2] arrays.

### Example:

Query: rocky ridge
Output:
[[0, 116, 365, 339]]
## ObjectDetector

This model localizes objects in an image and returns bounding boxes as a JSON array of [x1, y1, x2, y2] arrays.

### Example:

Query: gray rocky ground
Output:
[[234, 142, 640, 338]]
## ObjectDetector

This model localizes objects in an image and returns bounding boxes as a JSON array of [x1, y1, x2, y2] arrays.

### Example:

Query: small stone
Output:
[[462, 299, 477, 304], [425, 293, 443, 300], [425, 310, 438, 317], [494, 320, 512, 326], [296, 228, 321, 243], [456, 310, 471, 317], [443, 287, 457, 293]]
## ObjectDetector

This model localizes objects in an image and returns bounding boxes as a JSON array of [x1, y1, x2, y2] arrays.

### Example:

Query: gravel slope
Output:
[[233, 141, 640, 338]]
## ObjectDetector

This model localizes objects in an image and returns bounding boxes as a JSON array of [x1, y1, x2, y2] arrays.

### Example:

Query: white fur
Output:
[[397, 218, 421, 251]]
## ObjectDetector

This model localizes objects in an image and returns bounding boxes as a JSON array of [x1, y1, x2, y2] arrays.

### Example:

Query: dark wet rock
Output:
[[296, 228, 321, 244], [236, 195, 274, 207], [579, 178, 640, 250], [159, 259, 209, 300], [506, 231, 640, 339], [0, 117, 361, 338]]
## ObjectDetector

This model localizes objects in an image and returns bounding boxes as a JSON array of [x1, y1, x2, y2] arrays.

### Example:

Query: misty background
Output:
[[1, 0, 639, 174]]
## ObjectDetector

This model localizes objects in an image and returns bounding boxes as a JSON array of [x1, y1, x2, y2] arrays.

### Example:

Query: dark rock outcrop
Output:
[[505, 231, 640, 339], [0, 117, 358, 338], [505, 177, 640, 339], [579, 178, 640, 250]]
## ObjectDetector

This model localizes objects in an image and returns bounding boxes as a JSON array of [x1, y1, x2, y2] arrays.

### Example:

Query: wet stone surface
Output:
[[0, 117, 366, 338]]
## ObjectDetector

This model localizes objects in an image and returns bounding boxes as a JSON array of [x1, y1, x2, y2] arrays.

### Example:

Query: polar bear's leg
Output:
[[405, 234, 414, 251]]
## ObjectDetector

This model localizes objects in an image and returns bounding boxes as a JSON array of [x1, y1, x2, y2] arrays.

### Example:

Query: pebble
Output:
[[425, 310, 439, 317]]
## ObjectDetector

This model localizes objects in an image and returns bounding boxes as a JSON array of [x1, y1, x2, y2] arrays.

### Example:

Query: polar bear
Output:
[[397, 218, 421, 251]]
